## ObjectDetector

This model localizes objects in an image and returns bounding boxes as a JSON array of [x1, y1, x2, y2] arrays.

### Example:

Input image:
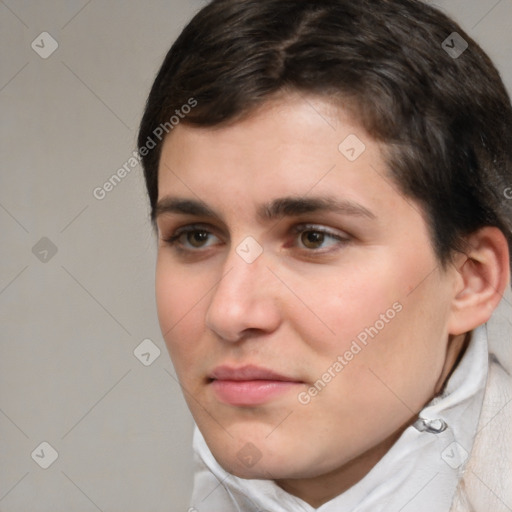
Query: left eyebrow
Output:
[[257, 196, 376, 221]]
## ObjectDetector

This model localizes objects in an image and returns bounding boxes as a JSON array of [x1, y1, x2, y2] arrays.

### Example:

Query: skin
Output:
[[153, 93, 497, 507]]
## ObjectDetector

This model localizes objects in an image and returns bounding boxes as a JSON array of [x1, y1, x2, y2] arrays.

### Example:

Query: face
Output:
[[154, 94, 460, 491]]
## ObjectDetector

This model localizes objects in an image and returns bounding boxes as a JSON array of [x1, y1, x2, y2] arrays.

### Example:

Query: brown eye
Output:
[[300, 231, 326, 249], [292, 224, 350, 252], [186, 230, 210, 248], [163, 225, 221, 250]]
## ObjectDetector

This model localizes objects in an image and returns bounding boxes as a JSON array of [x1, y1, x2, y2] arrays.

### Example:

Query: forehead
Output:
[[156, 95, 425, 230], [159, 96, 369, 189]]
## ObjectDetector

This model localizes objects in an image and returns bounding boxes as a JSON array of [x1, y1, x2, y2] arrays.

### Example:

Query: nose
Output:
[[205, 246, 281, 342]]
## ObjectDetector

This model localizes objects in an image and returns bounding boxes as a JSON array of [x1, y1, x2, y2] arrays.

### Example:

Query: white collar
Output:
[[190, 325, 489, 511]]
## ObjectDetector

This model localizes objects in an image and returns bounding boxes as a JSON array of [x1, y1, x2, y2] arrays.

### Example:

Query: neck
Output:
[[434, 332, 470, 395]]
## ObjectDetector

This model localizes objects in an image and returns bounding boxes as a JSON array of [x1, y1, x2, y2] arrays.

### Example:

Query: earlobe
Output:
[[447, 227, 510, 336]]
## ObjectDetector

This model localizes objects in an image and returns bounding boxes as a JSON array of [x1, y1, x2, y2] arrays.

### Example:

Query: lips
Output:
[[208, 365, 303, 406], [209, 365, 298, 382]]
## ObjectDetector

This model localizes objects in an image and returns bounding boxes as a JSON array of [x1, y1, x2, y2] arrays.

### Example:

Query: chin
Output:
[[202, 430, 291, 479], [205, 432, 325, 481], [216, 452, 299, 480]]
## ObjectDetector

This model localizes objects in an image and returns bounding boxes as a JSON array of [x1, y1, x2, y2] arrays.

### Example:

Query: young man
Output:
[[138, 0, 512, 510]]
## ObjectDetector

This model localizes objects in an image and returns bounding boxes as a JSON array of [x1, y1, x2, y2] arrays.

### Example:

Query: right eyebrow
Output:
[[154, 197, 221, 221]]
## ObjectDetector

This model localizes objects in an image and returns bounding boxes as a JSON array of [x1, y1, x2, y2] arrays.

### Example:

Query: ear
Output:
[[447, 226, 511, 336]]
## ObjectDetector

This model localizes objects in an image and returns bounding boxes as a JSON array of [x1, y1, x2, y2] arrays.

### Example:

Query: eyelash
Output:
[[163, 224, 221, 251], [290, 224, 350, 251], [162, 223, 350, 254]]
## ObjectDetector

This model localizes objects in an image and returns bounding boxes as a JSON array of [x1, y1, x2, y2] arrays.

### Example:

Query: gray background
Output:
[[0, 1, 511, 511]]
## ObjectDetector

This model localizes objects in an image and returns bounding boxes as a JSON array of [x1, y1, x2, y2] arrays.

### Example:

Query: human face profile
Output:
[[154, 94, 466, 505]]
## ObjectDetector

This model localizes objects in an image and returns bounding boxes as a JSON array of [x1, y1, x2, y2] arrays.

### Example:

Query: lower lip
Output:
[[210, 379, 301, 406]]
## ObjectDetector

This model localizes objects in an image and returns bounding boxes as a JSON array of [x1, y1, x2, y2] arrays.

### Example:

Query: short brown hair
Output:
[[138, 0, 512, 268]]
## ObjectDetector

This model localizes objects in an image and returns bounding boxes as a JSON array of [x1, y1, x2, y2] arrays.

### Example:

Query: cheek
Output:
[[155, 259, 207, 363], [293, 261, 404, 359], [298, 254, 450, 397]]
